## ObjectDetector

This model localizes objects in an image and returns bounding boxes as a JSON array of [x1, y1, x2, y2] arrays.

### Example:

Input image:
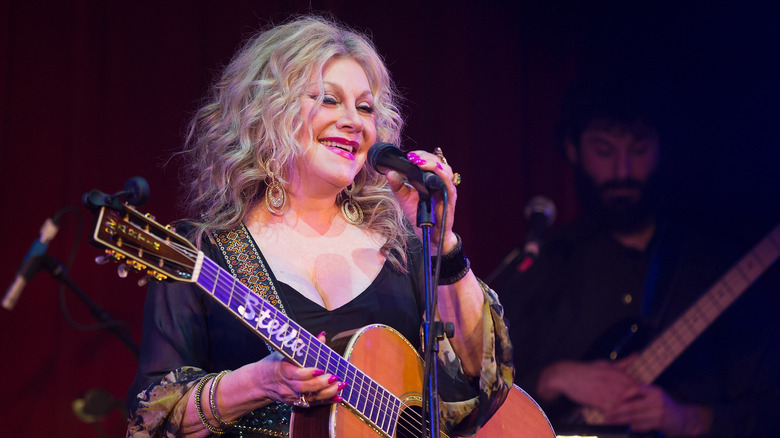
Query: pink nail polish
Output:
[[416, 159, 427, 165], [406, 152, 418, 159], [337, 381, 347, 390], [333, 395, 343, 403], [313, 369, 325, 377], [317, 331, 326, 338], [328, 375, 339, 384], [436, 162, 443, 170]]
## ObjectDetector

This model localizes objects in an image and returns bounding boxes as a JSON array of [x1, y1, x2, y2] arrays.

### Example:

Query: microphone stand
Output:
[[25, 253, 140, 358], [418, 191, 454, 438], [417, 194, 438, 438], [484, 246, 523, 286]]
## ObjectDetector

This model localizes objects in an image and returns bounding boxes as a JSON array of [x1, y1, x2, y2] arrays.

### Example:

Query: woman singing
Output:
[[126, 15, 512, 438]]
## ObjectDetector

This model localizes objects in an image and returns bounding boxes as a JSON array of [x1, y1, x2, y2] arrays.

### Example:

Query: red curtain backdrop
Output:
[[1, 2, 778, 436]]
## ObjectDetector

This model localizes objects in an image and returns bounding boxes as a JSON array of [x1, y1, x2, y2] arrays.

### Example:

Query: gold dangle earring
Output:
[[340, 182, 364, 225], [264, 159, 288, 215]]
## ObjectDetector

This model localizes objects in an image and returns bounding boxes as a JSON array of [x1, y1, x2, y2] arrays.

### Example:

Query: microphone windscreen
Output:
[[367, 142, 398, 173], [524, 196, 557, 226]]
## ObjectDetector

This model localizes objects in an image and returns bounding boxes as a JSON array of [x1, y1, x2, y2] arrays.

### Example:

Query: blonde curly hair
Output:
[[180, 15, 414, 270]]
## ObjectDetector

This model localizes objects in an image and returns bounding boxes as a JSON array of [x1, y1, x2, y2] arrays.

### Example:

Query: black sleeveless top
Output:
[[280, 259, 424, 352]]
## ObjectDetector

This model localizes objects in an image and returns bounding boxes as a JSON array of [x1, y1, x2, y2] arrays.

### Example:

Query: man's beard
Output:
[[574, 168, 662, 234]]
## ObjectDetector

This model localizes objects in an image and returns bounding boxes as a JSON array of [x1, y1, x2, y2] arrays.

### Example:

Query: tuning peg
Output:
[[117, 264, 130, 278], [95, 254, 112, 265], [137, 275, 151, 287]]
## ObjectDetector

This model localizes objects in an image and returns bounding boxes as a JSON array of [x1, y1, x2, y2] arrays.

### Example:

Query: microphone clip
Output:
[[82, 176, 150, 213]]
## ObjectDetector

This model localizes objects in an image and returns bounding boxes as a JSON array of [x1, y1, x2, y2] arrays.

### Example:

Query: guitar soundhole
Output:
[[395, 404, 424, 438]]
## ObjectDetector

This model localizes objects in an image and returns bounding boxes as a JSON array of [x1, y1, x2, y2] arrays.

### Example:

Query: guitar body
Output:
[[291, 324, 429, 438], [291, 325, 556, 438], [469, 385, 555, 438]]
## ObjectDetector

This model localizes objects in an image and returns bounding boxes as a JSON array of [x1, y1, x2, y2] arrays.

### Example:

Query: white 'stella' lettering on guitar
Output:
[[256, 308, 306, 357]]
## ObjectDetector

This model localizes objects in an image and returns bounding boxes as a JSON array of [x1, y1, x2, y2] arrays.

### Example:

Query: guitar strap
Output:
[[211, 223, 295, 437], [211, 223, 297, 321], [640, 220, 686, 330]]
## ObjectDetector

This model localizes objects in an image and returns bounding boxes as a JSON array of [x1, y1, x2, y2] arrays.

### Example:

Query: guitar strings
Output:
[[300, 335, 427, 437], [168, 240, 199, 261], [630, 234, 780, 385], [397, 399, 425, 437], [629, 274, 742, 384], [301, 333, 413, 434], [112, 237, 197, 278]]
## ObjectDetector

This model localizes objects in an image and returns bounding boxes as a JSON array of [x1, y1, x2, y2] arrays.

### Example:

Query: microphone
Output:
[[484, 196, 556, 285], [83, 176, 150, 212], [367, 142, 446, 197], [2, 215, 61, 310], [517, 196, 556, 272]]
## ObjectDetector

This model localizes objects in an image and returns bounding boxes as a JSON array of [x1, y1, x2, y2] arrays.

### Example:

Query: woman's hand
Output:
[[181, 333, 345, 436], [248, 351, 345, 406], [243, 333, 344, 407], [384, 148, 459, 253]]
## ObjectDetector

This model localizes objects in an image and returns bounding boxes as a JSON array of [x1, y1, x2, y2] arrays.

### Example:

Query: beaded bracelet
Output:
[[432, 233, 471, 285], [195, 373, 226, 435], [230, 403, 291, 437], [210, 370, 240, 428]]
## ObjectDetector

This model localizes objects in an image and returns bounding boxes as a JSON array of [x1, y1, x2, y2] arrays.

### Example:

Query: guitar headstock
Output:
[[90, 204, 198, 284]]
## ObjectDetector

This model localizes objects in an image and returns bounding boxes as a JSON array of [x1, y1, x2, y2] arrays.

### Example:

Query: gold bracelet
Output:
[[209, 370, 239, 428], [195, 373, 226, 434]]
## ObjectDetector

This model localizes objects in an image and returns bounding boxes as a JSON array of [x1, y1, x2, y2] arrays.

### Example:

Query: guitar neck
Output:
[[195, 256, 403, 437], [628, 224, 780, 383]]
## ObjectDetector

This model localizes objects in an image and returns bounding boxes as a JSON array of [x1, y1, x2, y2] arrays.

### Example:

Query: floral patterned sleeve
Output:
[[126, 366, 205, 438], [124, 270, 211, 437], [434, 279, 514, 437]]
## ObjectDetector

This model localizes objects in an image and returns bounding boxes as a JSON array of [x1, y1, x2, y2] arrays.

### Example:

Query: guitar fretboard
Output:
[[195, 257, 402, 437], [628, 223, 780, 383]]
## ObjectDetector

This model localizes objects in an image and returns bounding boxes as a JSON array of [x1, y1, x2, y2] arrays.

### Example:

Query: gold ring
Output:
[[293, 393, 309, 408], [452, 173, 462, 186], [433, 147, 448, 165]]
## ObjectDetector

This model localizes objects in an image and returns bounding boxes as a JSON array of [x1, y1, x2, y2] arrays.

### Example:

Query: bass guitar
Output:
[[580, 223, 780, 424], [88, 202, 554, 437]]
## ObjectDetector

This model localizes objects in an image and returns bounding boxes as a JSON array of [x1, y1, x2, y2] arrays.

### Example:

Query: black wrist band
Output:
[[432, 233, 471, 285]]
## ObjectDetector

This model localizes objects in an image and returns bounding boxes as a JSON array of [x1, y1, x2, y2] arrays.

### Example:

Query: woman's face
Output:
[[296, 57, 377, 194]]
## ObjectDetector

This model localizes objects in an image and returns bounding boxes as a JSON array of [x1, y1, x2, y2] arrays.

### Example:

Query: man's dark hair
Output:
[[555, 70, 676, 155]]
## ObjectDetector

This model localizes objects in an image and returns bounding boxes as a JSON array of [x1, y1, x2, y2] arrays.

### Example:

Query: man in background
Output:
[[497, 72, 780, 437]]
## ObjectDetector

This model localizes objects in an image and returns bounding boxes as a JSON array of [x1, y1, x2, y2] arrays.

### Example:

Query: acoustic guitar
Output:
[[467, 385, 555, 438], [580, 223, 780, 424], [88, 202, 554, 437]]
